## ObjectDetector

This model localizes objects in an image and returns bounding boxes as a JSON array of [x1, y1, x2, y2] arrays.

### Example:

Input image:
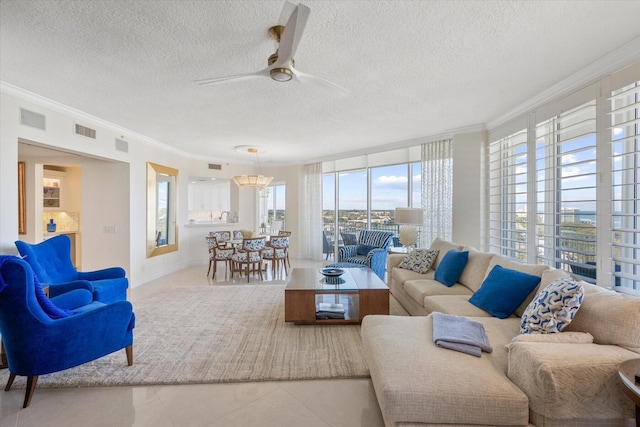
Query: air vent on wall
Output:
[[75, 123, 96, 139], [20, 108, 46, 130], [115, 138, 128, 153], [208, 163, 222, 170]]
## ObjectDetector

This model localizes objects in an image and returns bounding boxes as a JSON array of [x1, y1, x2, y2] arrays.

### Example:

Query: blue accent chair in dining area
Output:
[[0, 256, 135, 407], [15, 235, 128, 303], [338, 230, 394, 279]]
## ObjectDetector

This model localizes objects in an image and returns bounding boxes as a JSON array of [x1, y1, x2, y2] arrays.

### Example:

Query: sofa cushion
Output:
[[564, 282, 640, 353], [397, 248, 439, 274], [361, 315, 529, 425], [405, 280, 473, 309], [455, 246, 494, 292], [485, 256, 550, 317], [391, 267, 435, 291], [429, 238, 463, 270], [470, 265, 541, 319], [511, 331, 594, 344], [520, 277, 584, 334], [434, 250, 469, 287], [507, 341, 637, 424], [423, 295, 494, 317]]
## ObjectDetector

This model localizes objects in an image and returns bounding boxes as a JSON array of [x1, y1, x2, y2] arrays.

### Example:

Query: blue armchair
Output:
[[15, 235, 128, 303], [0, 256, 135, 407], [338, 230, 394, 279]]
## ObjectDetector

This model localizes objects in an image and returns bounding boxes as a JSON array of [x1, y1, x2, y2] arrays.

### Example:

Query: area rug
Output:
[[0, 284, 370, 389]]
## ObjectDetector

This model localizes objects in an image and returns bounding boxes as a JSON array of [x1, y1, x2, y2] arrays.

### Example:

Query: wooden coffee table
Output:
[[284, 268, 389, 325]]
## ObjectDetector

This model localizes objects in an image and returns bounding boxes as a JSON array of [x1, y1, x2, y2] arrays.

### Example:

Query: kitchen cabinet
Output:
[[43, 174, 63, 210]]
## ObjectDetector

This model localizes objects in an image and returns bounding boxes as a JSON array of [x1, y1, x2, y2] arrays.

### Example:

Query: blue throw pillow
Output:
[[356, 244, 377, 256], [434, 250, 469, 287], [469, 265, 541, 319]]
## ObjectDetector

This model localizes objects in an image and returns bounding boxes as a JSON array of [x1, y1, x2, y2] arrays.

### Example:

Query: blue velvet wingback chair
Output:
[[0, 256, 135, 407], [338, 230, 394, 279], [15, 235, 128, 303]]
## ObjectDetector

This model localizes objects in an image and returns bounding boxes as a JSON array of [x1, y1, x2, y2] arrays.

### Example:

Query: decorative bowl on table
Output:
[[320, 268, 344, 277]]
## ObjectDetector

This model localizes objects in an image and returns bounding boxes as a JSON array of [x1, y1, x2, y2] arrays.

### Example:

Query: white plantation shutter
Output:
[[610, 80, 640, 294], [535, 100, 597, 278], [488, 129, 528, 261]]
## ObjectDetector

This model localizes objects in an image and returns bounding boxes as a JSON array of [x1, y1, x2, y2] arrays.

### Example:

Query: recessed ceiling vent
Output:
[[75, 123, 96, 139], [208, 163, 222, 170], [20, 108, 46, 130], [115, 138, 128, 153]]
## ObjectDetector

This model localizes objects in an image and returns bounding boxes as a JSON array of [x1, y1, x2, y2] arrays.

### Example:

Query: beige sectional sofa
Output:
[[361, 238, 640, 426]]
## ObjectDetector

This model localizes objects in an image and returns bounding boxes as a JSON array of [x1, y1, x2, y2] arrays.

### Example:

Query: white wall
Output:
[[0, 90, 267, 288]]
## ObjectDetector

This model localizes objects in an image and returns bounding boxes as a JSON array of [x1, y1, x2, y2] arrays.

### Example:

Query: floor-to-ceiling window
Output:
[[611, 79, 640, 294], [487, 62, 640, 295], [338, 169, 368, 246], [260, 184, 286, 233], [322, 154, 422, 258]]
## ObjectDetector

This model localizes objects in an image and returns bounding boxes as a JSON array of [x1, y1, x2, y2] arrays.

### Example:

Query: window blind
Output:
[[535, 100, 597, 279], [488, 129, 528, 261], [610, 80, 640, 294]]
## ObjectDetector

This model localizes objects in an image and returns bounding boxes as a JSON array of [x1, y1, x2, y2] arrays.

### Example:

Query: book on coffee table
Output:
[[316, 302, 345, 313]]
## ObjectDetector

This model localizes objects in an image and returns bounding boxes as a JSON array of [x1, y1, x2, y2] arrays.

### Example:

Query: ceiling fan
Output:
[[196, 2, 347, 94]]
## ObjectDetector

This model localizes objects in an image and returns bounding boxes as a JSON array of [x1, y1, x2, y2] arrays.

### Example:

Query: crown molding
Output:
[[487, 37, 640, 130], [0, 81, 190, 157]]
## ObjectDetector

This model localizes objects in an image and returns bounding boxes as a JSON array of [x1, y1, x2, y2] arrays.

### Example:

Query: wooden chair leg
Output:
[[207, 259, 212, 277], [5, 373, 16, 391], [212, 258, 217, 279], [125, 345, 133, 366], [23, 376, 38, 408]]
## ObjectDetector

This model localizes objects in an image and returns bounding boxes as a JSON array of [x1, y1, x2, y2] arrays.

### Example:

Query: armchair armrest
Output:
[[46, 280, 93, 298], [338, 245, 357, 261], [77, 267, 126, 281]]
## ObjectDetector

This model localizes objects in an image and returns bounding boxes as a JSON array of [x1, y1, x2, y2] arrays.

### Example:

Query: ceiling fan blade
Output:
[[195, 68, 270, 86], [292, 67, 349, 95], [277, 1, 297, 26], [276, 3, 309, 67]]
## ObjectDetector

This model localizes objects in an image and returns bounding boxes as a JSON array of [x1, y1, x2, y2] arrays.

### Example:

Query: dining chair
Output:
[[205, 236, 235, 279], [232, 230, 244, 240], [230, 237, 266, 282], [263, 236, 289, 277], [208, 231, 231, 248], [278, 231, 292, 267]]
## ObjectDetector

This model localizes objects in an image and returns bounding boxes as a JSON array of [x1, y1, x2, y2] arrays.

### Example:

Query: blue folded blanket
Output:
[[432, 312, 493, 357]]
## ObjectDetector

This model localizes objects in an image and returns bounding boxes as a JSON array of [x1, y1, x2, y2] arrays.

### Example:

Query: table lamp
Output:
[[395, 208, 423, 248]]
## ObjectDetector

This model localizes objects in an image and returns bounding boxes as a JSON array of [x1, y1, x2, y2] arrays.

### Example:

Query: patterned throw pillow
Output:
[[398, 249, 439, 274], [520, 277, 584, 334]]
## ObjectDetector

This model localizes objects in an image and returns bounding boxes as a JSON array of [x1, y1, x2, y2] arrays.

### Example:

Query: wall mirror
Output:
[[147, 162, 178, 257]]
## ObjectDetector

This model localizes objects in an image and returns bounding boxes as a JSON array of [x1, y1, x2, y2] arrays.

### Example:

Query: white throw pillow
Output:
[[520, 277, 584, 334], [398, 249, 439, 274]]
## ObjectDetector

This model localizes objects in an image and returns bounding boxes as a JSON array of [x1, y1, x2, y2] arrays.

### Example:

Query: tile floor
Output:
[[0, 259, 387, 427]]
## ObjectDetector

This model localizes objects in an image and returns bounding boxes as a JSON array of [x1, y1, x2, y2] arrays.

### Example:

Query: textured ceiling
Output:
[[2, 0, 640, 165]]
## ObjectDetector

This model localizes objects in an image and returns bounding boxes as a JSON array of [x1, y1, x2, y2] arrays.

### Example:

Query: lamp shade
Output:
[[232, 175, 273, 188], [395, 208, 423, 225]]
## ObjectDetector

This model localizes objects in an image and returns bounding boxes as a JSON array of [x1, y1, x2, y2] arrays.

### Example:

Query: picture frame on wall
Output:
[[18, 161, 26, 234]]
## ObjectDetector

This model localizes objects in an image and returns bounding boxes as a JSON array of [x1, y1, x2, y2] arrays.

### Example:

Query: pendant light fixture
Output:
[[232, 146, 274, 188]]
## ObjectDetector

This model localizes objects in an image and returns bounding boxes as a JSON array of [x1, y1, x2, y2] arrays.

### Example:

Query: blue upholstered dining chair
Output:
[[0, 256, 135, 408], [338, 230, 394, 279], [15, 235, 128, 303], [262, 236, 289, 276]]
